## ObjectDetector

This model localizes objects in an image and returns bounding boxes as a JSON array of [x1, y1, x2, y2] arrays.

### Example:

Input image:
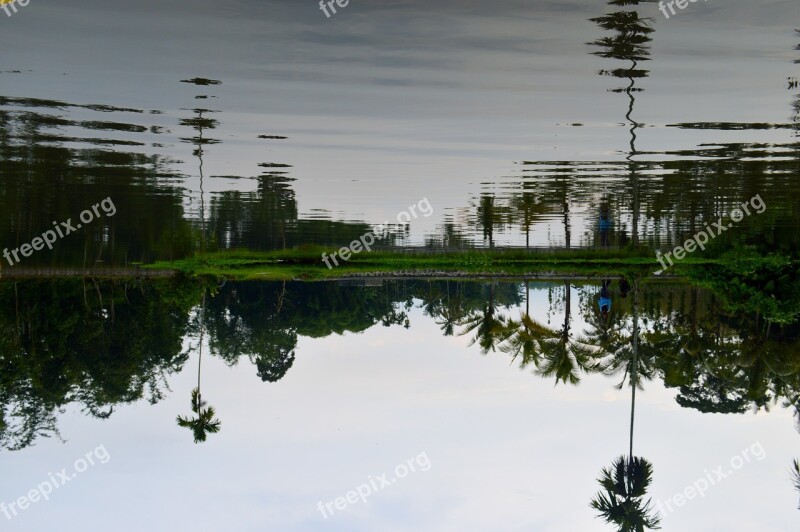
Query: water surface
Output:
[[2, 1, 800, 531]]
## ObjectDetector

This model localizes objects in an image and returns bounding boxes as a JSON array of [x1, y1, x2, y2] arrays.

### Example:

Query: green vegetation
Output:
[[145, 247, 796, 281]]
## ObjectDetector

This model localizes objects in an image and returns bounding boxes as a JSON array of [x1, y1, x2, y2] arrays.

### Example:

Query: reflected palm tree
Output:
[[510, 185, 548, 249], [790, 30, 800, 140], [589, 0, 654, 249], [176, 291, 221, 443], [180, 78, 222, 253], [472, 194, 509, 248], [181, 106, 220, 254]]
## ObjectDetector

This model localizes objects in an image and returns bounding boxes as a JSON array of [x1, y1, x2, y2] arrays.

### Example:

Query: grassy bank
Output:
[[145, 247, 736, 281]]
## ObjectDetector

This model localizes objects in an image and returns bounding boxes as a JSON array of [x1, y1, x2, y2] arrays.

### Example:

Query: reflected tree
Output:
[[589, 0, 654, 249]]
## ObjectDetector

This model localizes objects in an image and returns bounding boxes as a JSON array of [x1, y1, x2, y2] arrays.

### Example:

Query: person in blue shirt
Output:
[[599, 280, 612, 319], [598, 204, 613, 247]]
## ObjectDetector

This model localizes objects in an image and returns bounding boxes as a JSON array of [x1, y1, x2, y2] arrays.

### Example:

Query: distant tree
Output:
[[176, 388, 221, 444]]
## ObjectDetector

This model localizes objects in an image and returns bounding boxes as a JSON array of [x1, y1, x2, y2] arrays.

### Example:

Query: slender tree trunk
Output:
[[525, 280, 530, 315], [197, 290, 206, 399], [629, 279, 639, 460]]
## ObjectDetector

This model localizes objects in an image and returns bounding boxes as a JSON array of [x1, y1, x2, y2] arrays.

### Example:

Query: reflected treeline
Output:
[[792, 30, 800, 131], [3, 66, 800, 261], [0, 96, 194, 266], [429, 6, 800, 255], [3, 269, 800, 450], [0, 86, 406, 267]]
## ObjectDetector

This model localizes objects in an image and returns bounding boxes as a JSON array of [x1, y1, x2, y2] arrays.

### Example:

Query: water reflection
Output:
[[3, 70, 800, 262], [0, 97, 193, 267]]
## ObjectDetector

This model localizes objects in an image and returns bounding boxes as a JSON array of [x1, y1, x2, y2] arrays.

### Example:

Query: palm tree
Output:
[[591, 456, 661, 531], [537, 282, 598, 384], [590, 279, 661, 530], [458, 282, 512, 354], [176, 291, 221, 443], [501, 313, 559, 368], [502, 282, 598, 384], [176, 388, 221, 443], [427, 281, 469, 337]]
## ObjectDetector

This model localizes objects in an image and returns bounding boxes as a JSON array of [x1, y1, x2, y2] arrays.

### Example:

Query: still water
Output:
[[2, 0, 800, 531], [1, 0, 799, 255]]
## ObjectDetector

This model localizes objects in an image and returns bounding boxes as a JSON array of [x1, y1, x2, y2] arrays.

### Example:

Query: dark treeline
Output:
[[2, 268, 800, 450], [0, 95, 405, 265], [0, 98, 195, 267]]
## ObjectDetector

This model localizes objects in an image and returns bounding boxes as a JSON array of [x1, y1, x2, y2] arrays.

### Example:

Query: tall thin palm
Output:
[[590, 456, 661, 531], [177, 388, 221, 443], [176, 291, 221, 443], [591, 280, 660, 530]]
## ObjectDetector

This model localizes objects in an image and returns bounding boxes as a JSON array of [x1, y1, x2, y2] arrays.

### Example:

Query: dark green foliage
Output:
[[591, 456, 661, 531]]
